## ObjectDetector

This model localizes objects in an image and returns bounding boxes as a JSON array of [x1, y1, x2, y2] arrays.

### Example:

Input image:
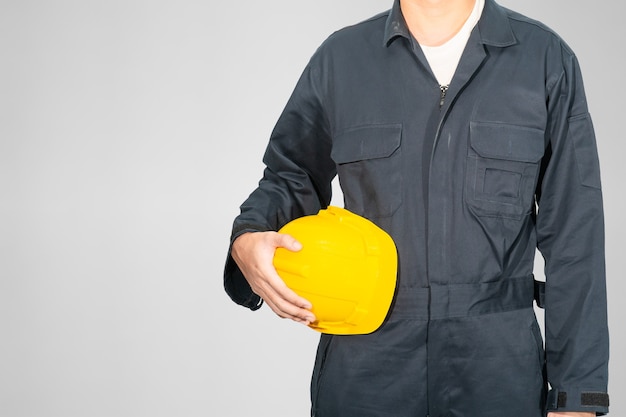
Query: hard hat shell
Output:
[[273, 206, 397, 335]]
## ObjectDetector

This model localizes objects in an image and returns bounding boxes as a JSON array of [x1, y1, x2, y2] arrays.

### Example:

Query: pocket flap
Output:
[[331, 124, 402, 164], [470, 122, 544, 163]]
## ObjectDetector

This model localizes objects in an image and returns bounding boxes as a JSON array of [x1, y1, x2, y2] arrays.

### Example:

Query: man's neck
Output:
[[400, 0, 476, 46]]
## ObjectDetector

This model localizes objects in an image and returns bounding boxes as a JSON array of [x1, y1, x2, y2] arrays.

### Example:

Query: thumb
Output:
[[275, 233, 303, 252]]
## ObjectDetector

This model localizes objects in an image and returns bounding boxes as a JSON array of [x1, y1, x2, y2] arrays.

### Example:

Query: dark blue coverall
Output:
[[223, 0, 610, 415]]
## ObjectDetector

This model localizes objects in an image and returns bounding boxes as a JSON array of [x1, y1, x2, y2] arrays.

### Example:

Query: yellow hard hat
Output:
[[273, 206, 397, 335]]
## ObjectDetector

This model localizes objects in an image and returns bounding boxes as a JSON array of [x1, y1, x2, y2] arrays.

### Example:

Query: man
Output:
[[224, 0, 610, 415]]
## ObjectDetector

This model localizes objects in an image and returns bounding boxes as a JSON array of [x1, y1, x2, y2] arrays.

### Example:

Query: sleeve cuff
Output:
[[223, 227, 269, 311], [546, 387, 609, 415], [223, 253, 263, 310]]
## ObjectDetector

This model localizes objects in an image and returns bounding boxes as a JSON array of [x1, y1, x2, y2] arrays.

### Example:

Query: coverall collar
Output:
[[384, 0, 517, 47]]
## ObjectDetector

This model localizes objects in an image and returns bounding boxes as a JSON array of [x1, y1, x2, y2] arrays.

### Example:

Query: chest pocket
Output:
[[465, 122, 544, 220], [331, 124, 402, 219]]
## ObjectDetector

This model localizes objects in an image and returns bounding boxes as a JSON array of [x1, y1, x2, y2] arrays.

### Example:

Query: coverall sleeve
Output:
[[223, 56, 336, 310], [536, 51, 610, 414]]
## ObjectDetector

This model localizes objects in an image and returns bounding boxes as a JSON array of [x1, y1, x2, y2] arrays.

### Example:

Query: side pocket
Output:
[[529, 319, 546, 379], [311, 334, 334, 413]]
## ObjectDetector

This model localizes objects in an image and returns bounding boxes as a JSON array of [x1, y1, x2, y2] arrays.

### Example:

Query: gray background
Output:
[[0, 1, 623, 416]]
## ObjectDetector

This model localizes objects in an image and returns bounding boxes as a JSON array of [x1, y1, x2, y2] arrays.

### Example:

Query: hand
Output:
[[547, 413, 595, 417], [231, 231, 316, 325]]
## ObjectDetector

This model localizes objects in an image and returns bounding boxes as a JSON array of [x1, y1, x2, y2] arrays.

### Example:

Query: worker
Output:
[[224, 0, 610, 415]]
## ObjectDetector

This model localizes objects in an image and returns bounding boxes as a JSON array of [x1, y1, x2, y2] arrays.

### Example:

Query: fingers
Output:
[[262, 287, 316, 325], [250, 259, 315, 323], [231, 231, 316, 325]]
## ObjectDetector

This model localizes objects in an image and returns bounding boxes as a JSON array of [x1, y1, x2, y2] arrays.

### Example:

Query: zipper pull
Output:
[[439, 84, 449, 108]]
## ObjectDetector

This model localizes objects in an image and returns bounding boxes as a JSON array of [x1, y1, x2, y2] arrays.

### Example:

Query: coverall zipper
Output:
[[426, 82, 453, 417], [439, 85, 449, 108]]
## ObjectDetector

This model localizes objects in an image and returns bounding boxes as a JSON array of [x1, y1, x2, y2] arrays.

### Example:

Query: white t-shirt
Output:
[[421, 0, 485, 86]]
